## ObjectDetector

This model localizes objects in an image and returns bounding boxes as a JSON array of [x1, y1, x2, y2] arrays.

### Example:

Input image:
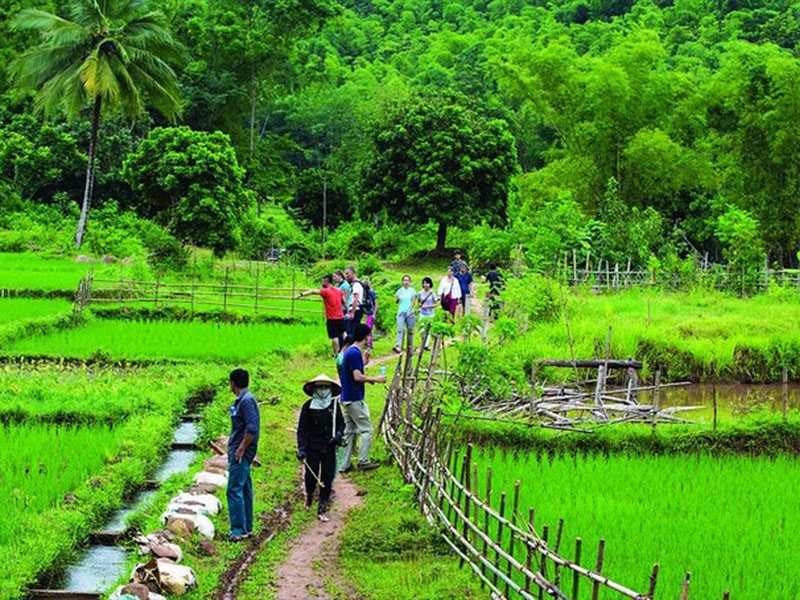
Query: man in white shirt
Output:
[[344, 266, 364, 339]]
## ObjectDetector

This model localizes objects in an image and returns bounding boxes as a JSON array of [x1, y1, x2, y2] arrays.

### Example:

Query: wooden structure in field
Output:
[[464, 358, 699, 432]]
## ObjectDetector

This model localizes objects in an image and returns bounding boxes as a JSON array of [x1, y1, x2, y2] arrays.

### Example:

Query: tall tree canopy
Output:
[[363, 96, 518, 250], [10, 0, 183, 247]]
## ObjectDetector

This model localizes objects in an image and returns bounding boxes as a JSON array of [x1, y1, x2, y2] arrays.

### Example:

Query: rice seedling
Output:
[[0, 298, 72, 323], [5, 318, 324, 361], [0, 423, 120, 546], [470, 447, 800, 599], [0, 364, 218, 423]]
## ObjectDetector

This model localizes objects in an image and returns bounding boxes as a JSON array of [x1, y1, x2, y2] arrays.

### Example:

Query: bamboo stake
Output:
[[647, 563, 659, 599], [680, 572, 691, 600], [591, 538, 605, 600], [712, 382, 718, 432], [495, 492, 506, 588], [481, 467, 493, 586], [538, 523, 549, 600], [572, 538, 582, 600], [554, 518, 564, 587], [525, 509, 535, 595], [506, 480, 521, 597]]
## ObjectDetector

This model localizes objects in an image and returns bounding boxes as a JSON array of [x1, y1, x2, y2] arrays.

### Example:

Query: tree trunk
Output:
[[436, 221, 447, 251], [75, 95, 102, 249]]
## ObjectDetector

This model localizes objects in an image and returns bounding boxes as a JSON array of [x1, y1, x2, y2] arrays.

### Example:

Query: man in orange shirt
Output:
[[299, 275, 346, 357]]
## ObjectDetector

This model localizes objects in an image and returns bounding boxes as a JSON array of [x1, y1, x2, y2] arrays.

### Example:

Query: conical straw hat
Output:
[[302, 374, 341, 397]]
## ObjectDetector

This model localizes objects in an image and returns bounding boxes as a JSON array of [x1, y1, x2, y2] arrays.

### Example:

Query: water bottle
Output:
[[379, 366, 387, 379]]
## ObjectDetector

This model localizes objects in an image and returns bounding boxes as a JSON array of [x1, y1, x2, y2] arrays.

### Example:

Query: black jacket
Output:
[[297, 399, 345, 457]]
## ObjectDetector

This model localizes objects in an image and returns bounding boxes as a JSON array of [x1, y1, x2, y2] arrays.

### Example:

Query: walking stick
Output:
[[303, 459, 325, 488]]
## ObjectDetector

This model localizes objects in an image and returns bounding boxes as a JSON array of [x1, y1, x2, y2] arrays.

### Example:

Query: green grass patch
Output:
[[0, 298, 72, 322], [470, 447, 800, 599], [5, 318, 325, 362], [480, 287, 800, 392]]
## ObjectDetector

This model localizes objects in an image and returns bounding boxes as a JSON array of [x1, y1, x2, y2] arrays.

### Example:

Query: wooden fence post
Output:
[[572, 538, 582, 600], [505, 480, 521, 597], [291, 266, 296, 318], [591, 538, 605, 600], [254, 261, 260, 315], [494, 492, 506, 588], [154, 276, 161, 309], [537, 523, 549, 600], [572, 249, 577, 284], [712, 382, 718, 432], [481, 467, 493, 587], [648, 563, 659, 599]]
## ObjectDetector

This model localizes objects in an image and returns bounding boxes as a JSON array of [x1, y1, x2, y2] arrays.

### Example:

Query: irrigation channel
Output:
[[28, 414, 203, 599]]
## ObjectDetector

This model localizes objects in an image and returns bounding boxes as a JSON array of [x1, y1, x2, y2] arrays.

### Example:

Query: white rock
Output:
[[192, 470, 227, 490], [156, 559, 197, 595], [161, 510, 215, 540], [170, 492, 221, 515]]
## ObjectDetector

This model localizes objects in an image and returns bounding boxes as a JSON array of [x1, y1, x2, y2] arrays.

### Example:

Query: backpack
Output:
[[360, 282, 377, 315]]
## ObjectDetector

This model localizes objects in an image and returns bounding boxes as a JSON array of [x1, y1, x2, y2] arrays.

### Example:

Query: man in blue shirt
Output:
[[456, 263, 474, 317], [338, 323, 386, 473], [227, 368, 260, 541]]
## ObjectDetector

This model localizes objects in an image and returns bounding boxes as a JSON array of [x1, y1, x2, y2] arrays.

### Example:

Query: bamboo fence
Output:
[[552, 250, 800, 293], [85, 268, 322, 319], [380, 331, 728, 599]]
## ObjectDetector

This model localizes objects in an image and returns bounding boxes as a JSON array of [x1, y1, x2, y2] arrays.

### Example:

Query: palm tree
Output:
[[10, 0, 183, 248]]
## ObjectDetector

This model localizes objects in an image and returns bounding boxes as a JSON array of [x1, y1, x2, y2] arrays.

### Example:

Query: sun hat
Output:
[[302, 374, 341, 397]]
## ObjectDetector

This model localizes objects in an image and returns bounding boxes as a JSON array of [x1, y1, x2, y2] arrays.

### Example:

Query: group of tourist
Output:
[[225, 254, 505, 535]]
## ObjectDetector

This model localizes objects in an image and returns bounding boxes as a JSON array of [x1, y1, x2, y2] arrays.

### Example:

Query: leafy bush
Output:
[[325, 221, 375, 258], [465, 223, 514, 267], [238, 204, 317, 264], [499, 273, 561, 331]]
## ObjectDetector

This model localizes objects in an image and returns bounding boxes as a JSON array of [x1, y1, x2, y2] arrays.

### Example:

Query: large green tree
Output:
[[10, 0, 182, 247], [363, 96, 518, 250], [122, 126, 246, 255]]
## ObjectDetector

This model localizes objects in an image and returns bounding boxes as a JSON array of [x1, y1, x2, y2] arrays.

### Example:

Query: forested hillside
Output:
[[1, 0, 799, 270]]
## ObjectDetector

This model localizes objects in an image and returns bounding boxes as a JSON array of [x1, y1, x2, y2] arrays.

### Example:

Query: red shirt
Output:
[[319, 286, 344, 320]]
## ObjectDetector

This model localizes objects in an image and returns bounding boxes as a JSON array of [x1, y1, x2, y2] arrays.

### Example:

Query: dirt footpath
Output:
[[273, 474, 363, 600]]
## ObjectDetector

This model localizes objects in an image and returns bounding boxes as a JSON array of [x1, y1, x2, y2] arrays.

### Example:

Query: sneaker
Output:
[[318, 513, 331, 522], [357, 461, 380, 471], [338, 465, 353, 474], [227, 533, 247, 543]]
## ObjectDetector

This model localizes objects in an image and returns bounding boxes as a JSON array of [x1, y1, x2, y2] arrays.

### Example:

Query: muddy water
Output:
[[641, 383, 800, 420]]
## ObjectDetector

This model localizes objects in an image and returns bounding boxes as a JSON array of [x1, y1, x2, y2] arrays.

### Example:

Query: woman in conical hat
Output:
[[296, 374, 345, 521]]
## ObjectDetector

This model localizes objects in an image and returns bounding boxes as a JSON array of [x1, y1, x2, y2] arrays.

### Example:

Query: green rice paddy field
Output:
[[494, 287, 800, 385], [472, 448, 800, 600], [0, 298, 72, 322], [0, 364, 220, 598], [5, 318, 323, 361]]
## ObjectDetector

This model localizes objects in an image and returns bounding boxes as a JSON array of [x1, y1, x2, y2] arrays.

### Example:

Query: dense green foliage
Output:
[[122, 127, 246, 255], [363, 95, 518, 249], [0, 298, 71, 323], [471, 447, 800, 599], [2, 0, 799, 269]]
